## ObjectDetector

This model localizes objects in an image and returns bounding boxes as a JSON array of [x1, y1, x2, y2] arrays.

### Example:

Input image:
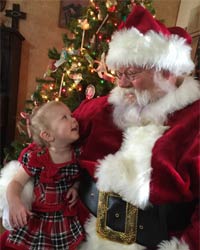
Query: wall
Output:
[[0, 0, 198, 139], [176, 0, 200, 60], [0, 0, 69, 127]]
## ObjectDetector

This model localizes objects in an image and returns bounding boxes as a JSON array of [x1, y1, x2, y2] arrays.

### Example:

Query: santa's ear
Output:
[[40, 130, 54, 142]]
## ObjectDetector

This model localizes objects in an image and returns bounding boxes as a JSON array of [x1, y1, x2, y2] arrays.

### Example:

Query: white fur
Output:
[[96, 124, 167, 209], [79, 216, 145, 250], [0, 160, 34, 229], [108, 77, 200, 129], [157, 237, 189, 250], [106, 28, 194, 76]]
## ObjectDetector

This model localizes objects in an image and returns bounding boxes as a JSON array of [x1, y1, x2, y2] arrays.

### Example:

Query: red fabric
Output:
[[19, 146, 80, 215], [73, 95, 199, 250], [168, 26, 192, 44], [4, 146, 84, 249], [0, 231, 9, 248], [118, 5, 192, 44], [73, 95, 123, 164]]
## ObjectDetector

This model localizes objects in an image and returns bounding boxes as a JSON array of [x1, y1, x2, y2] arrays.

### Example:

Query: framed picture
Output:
[[59, 0, 89, 28]]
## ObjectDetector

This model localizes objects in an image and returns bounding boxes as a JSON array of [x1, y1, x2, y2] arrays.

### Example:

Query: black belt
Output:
[[79, 169, 197, 248]]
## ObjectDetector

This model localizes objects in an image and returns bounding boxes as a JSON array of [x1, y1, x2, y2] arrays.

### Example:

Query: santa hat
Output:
[[106, 5, 194, 76]]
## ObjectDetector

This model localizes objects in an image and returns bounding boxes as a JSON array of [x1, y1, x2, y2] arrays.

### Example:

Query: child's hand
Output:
[[66, 187, 79, 210], [9, 200, 33, 228]]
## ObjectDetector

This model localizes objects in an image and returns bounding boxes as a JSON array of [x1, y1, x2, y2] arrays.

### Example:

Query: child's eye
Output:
[[63, 115, 67, 119]]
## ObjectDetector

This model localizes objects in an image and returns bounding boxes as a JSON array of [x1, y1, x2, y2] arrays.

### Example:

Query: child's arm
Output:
[[66, 181, 80, 210], [6, 166, 33, 228]]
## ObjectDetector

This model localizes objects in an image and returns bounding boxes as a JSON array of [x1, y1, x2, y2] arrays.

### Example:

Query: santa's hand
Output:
[[9, 200, 33, 228], [66, 187, 79, 210]]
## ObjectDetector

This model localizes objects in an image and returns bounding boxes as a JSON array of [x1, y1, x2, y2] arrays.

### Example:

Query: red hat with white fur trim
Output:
[[106, 5, 194, 76]]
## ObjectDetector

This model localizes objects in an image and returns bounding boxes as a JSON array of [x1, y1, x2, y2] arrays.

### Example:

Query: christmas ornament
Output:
[[98, 11, 103, 20], [79, 18, 90, 30], [69, 62, 79, 71], [95, 53, 115, 83], [60, 49, 68, 60], [82, 49, 94, 65], [54, 58, 66, 68], [69, 73, 83, 84], [58, 72, 65, 97], [76, 83, 82, 91], [90, 35, 96, 46], [20, 112, 32, 138], [94, 52, 107, 78], [79, 19, 90, 51], [44, 60, 57, 78], [96, 14, 109, 34], [85, 84, 95, 99], [106, 0, 117, 12]]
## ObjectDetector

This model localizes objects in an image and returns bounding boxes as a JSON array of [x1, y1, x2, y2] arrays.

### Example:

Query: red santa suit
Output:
[[73, 76, 199, 250]]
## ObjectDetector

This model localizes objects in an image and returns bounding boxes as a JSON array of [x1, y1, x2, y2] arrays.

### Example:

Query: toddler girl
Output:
[[5, 101, 84, 250]]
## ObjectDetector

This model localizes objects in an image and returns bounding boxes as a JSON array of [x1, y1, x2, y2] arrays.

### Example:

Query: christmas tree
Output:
[[3, 0, 155, 163]]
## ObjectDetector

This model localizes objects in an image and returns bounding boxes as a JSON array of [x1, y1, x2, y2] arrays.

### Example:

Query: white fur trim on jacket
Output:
[[95, 124, 167, 209], [0, 160, 34, 229], [106, 28, 194, 76], [157, 237, 189, 250]]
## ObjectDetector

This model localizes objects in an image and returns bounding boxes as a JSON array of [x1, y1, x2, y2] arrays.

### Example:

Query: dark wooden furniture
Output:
[[0, 26, 24, 164]]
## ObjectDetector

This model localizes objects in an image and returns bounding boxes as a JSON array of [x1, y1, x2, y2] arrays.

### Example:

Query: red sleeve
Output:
[[18, 142, 42, 177], [179, 135, 200, 250]]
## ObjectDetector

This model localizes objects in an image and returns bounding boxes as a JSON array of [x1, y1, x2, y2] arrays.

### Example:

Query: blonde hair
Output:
[[29, 101, 66, 147]]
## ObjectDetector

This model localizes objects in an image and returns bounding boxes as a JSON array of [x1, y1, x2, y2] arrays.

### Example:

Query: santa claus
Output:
[[0, 5, 199, 250], [73, 5, 199, 250]]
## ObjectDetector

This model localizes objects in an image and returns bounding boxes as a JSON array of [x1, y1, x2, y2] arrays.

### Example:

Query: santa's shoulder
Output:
[[73, 95, 112, 117]]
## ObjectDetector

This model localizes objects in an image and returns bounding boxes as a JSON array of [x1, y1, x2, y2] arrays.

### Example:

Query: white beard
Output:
[[108, 74, 180, 130], [108, 86, 164, 129]]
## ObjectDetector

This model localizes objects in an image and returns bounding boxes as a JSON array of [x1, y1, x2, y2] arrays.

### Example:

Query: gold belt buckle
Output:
[[96, 191, 138, 244]]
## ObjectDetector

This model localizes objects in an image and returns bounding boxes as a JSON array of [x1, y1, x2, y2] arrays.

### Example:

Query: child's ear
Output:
[[40, 130, 54, 142]]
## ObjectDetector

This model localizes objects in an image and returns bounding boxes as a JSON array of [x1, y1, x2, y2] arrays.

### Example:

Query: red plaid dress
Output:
[[6, 143, 85, 250]]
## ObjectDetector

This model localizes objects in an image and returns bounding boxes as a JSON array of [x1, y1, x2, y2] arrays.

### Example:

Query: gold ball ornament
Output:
[[80, 19, 90, 30], [106, 0, 117, 9]]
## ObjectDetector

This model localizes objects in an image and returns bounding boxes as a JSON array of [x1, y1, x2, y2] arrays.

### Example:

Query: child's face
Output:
[[47, 104, 79, 145]]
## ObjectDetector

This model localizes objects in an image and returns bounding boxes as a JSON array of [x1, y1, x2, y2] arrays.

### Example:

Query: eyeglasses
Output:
[[115, 68, 143, 81]]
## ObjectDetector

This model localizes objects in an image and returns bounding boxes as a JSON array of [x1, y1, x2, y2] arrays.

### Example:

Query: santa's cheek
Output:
[[131, 78, 142, 89]]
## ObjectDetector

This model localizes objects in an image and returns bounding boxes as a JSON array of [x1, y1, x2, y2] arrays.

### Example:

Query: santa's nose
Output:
[[118, 76, 132, 88]]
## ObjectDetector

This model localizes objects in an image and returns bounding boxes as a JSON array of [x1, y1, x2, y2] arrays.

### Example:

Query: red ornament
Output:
[[108, 5, 116, 12], [49, 60, 57, 71], [85, 84, 95, 99]]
